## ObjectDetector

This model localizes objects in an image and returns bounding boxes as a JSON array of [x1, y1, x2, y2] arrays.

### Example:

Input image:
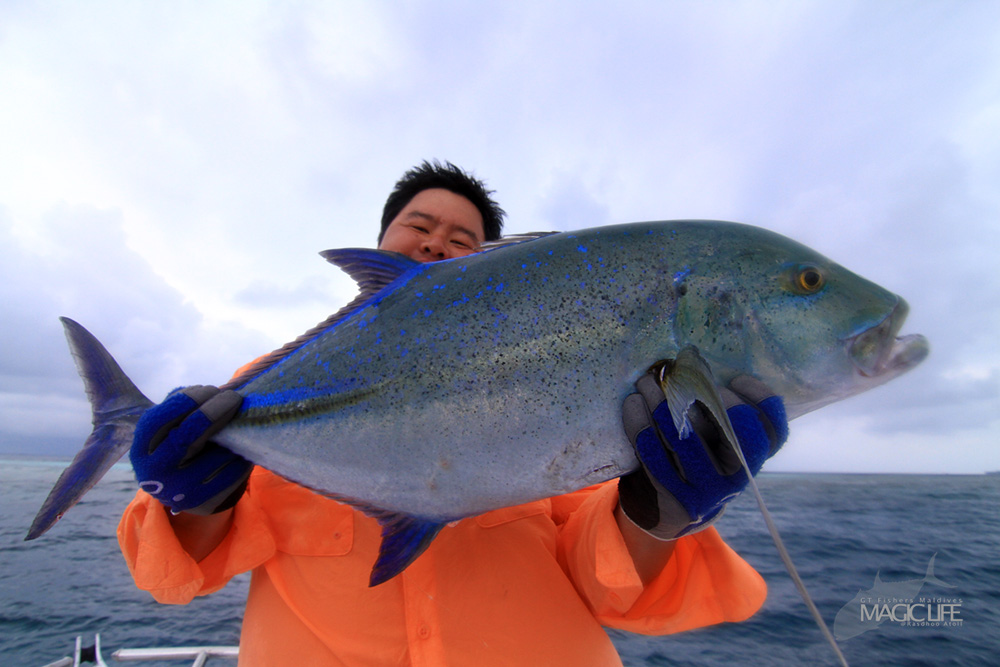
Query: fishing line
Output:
[[658, 349, 848, 666], [726, 429, 850, 667]]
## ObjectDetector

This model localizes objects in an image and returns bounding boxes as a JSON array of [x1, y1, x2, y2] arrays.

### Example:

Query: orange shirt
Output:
[[118, 467, 766, 666]]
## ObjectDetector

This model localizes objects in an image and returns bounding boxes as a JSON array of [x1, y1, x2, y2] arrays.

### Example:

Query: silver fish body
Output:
[[217, 220, 927, 520], [28, 220, 927, 587]]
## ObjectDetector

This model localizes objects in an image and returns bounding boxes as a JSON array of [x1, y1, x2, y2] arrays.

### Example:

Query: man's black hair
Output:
[[379, 160, 506, 243]]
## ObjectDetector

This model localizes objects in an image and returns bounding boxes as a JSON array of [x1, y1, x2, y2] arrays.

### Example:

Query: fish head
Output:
[[672, 223, 929, 419]]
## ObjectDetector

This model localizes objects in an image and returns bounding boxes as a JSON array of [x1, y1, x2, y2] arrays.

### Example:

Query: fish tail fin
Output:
[[923, 553, 956, 589], [25, 318, 154, 540]]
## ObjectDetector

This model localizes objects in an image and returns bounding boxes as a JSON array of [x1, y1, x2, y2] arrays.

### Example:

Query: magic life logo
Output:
[[834, 553, 963, 641]]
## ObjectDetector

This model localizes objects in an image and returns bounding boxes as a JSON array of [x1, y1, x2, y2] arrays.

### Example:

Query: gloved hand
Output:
[[130, 385, 251, 515], [619, 371, 788, 540]]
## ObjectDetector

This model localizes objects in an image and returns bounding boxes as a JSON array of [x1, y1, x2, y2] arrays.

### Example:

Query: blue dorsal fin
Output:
[[369, 512, 447, 586], [320, 248, 420, 298], [221, 249, 420, 391]]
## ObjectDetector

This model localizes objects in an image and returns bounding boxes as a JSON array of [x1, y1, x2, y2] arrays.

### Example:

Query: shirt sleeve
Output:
[[555, 481, 767, 634], [117, 469, 277, 604]]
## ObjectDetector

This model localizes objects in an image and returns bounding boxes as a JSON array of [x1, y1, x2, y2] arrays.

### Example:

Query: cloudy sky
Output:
[[1, 1, 997, 473]]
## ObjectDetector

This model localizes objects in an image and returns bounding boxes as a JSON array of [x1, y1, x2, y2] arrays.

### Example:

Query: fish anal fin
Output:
[[247, 474, 448, 587], [369, 513, 447, 587]]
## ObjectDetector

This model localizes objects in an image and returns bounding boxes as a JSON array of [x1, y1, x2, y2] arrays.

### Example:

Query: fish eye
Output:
[[795, 265, 825, 293]]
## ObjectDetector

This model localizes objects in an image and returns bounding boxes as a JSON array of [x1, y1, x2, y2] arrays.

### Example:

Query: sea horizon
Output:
[[4, 457, 998, 665]]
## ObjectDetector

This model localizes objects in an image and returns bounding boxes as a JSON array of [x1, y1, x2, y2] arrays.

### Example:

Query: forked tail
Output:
[[25, 317, 154, 540]]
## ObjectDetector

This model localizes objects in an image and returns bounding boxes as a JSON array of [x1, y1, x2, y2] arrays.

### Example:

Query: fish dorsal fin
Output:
[[222, 249, 420, 391], [320, 248, 420, 297], [478, 231, 558, 252]]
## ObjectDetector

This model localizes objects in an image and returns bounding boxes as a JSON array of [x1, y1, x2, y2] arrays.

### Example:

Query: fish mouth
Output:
[[847, 298, 930, 378]]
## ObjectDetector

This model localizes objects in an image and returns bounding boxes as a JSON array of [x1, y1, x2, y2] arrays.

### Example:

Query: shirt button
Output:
[[418, 624, 431, 639]]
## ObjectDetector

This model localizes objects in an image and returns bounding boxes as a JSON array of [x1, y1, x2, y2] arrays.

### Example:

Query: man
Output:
[[120, 161, 785, 665]]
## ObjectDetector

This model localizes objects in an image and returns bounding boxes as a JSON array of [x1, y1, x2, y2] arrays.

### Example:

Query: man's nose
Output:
[[421, 235, 448, 259]]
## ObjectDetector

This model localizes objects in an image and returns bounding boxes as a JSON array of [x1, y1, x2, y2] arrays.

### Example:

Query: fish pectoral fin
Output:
[[369, 512, 447, 587], [656, 346, 738, 448]]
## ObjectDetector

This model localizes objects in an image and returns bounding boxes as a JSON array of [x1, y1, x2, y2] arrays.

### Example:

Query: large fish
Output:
[[27, 220, 928, 588]]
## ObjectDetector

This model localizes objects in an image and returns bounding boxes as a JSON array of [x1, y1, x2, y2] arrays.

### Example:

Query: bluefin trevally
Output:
[[27, 220, 928, 592]]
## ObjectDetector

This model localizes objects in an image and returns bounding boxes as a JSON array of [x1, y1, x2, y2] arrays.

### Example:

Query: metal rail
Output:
[[41, 635, 239, 667]]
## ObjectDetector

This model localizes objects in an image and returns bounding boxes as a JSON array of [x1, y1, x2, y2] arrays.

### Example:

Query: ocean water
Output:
[[2, 458, 998, 666]]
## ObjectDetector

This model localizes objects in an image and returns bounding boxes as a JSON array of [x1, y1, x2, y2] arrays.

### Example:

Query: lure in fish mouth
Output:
[[847, 299, 929, 379]]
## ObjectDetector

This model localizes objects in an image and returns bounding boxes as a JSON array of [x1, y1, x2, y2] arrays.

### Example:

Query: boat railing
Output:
[[41, 635, 239, 667]]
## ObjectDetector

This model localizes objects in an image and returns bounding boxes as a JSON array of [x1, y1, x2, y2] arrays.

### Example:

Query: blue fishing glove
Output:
[[130, 385, 251, 515], [619, 372, 788, 540]]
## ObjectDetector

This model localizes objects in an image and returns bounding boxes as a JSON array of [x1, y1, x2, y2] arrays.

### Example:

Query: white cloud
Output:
[[1, 1, 998, 472]]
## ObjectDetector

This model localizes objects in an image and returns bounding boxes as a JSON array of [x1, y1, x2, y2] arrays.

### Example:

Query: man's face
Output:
[[379, 188, 486, 262]]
